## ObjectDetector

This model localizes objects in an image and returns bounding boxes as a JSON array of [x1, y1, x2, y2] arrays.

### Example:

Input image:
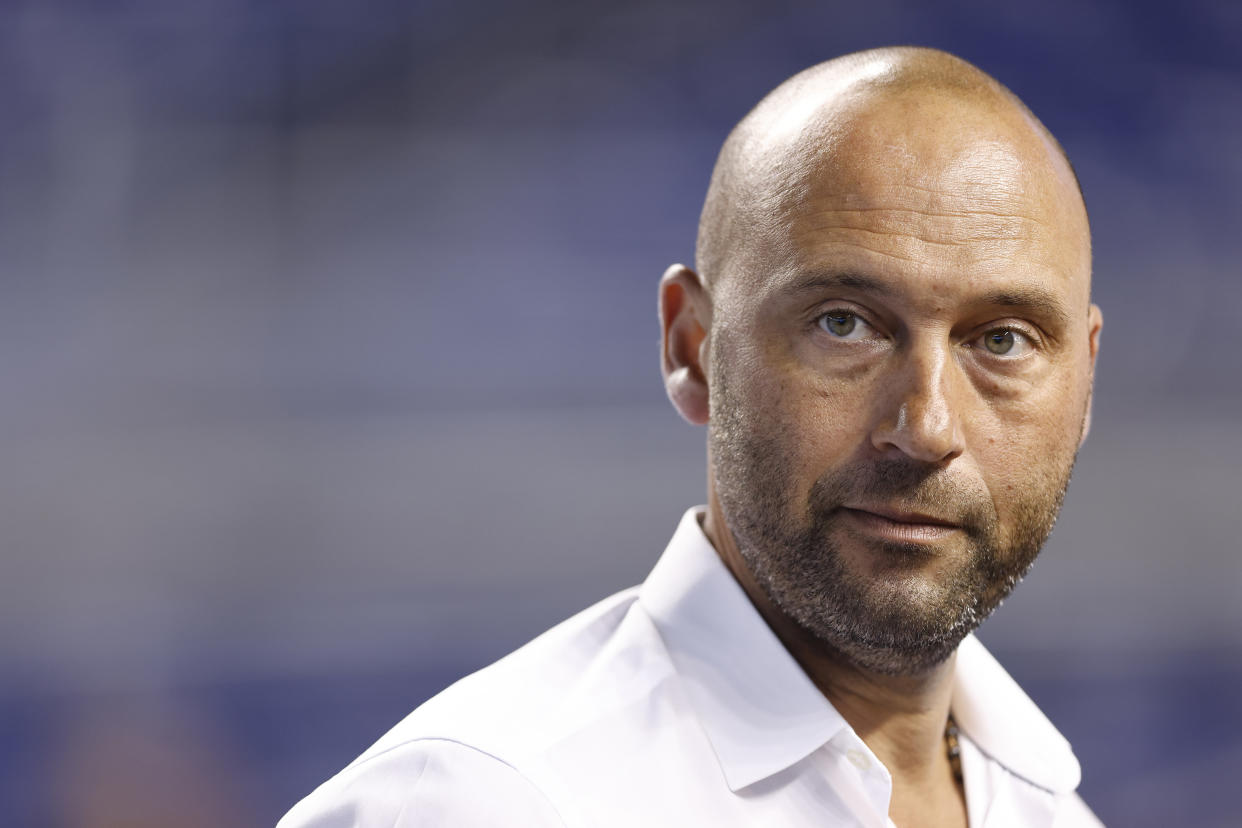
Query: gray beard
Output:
[[709, 362, 1074, 676]]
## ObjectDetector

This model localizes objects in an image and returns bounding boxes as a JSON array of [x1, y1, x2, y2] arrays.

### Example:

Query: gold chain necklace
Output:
[[945, 715, 964, 785]]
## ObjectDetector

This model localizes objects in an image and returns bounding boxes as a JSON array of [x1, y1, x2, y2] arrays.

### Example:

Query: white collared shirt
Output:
[[279, 508, 1102, 827]]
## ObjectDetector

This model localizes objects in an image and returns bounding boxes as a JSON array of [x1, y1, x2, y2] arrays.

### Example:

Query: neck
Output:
[[795, 627, 958, 782], [702, 493, 958, 786]]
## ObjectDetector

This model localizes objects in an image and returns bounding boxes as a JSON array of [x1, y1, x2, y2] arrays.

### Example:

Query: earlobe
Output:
[[659, 264, 711, 426]]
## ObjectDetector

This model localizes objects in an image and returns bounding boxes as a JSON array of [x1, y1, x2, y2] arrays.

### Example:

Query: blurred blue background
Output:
[[2, 1, 1240, 825]]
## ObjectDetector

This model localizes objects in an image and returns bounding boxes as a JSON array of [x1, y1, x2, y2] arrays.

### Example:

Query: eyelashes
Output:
[[816, 310, 876, 341]]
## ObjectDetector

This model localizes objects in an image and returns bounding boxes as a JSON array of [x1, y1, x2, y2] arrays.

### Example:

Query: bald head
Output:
[[695, 47, 1089, 292]]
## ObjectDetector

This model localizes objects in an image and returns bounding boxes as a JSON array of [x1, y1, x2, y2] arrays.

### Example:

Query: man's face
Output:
[[707, 90, 1100, 675]]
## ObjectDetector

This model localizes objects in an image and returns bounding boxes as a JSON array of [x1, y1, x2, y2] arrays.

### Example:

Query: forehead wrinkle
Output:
[[792, 210, 1045, 247], [770, 120, 1076, 286], [786, 239, 1074, 297], [799, 205, 1044, 223], [797, 229, 1040, 255], [788, 206, 1055, 271]]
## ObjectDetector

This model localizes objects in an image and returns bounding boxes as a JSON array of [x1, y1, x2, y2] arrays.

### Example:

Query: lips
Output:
[[844, 505, 960, 528], [839, 506, 962, 543]]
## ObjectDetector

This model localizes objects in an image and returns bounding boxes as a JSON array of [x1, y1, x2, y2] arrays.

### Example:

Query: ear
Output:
[[659, 264, 711, 425], [1079, 302, 1104, 447]]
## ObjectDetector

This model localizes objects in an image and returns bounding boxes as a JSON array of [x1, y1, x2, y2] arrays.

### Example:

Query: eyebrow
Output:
[[784, 270, 1075, 329], [980, 286, 1074, 329], [786, 272, 895, 297]]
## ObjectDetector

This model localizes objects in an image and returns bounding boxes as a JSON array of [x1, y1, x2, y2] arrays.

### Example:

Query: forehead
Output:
[[724, 88, 1091, 311]]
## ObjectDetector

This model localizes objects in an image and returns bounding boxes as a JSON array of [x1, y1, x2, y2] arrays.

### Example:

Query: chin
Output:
[[812, 595, 982, 675], [778, 560, 990, 675]]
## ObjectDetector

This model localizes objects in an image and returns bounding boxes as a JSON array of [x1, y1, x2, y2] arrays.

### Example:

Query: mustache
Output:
[[808, 457, 995, 532]]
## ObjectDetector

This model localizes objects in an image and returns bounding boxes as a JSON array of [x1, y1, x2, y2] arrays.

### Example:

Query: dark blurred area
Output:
[[2, 1, 1240, 825]]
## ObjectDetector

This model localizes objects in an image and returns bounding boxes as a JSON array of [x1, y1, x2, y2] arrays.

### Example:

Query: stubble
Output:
[[708, 347, 1075, 675]]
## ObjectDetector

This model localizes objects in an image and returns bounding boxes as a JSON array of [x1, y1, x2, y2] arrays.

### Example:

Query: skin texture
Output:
[[658, 48, 1102, 827]]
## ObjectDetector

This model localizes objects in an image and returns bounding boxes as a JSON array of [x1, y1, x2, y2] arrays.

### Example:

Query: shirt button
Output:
[[846, 748, 871, 770]]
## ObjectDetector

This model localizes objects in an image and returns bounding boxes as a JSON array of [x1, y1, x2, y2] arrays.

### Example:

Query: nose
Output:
[[869, 343, 966, 465]]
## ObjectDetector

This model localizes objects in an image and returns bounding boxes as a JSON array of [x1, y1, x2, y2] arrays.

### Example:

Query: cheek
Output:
[[766, 367, 879, 492], [723, 337, 875, 503], [969, 378, 1087, 517]]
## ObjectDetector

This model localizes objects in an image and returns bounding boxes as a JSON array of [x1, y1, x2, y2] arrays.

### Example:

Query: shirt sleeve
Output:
[[276, 738, 567, 828]]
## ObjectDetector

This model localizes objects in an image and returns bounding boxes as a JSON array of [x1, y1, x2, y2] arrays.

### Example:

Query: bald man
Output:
[[280, 47, 1104, 828]]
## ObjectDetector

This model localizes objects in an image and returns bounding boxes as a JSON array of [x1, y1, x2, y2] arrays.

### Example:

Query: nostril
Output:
[[870, 394, 965, 464]]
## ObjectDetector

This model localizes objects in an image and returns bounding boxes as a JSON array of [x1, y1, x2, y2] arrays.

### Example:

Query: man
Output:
[[280, 46, 1104, 827]]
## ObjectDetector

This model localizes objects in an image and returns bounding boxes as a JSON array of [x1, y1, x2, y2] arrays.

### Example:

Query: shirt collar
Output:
[[639, 507, 849, 791], [952, 635, 1082, 793], [639, 507, 1082, 795]]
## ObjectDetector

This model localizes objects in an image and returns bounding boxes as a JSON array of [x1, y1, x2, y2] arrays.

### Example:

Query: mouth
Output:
[[839, 506, 962, 543]]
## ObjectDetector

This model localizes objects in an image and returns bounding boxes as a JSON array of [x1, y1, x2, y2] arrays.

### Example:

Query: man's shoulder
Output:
[[359, 585, 671, 762], [277, 737, 568, 827], [280, 585, 680, 826]]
